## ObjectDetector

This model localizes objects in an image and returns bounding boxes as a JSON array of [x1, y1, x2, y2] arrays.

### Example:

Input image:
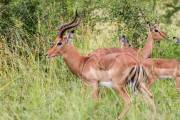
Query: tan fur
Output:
[[122, 28, 180, 91], [48, 41, 156, 119], [144, 58, 180, 91], [47, 19, 162, 119]]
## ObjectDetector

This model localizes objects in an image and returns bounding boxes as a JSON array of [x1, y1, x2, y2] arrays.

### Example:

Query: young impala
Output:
[[47, 14, 156, 119]]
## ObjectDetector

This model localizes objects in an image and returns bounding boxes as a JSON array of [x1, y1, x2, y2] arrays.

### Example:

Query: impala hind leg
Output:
[[144, 69, 156, 89], [139, 83, 156, 119], [146, 75, 156, 89], [115, 86, 131, 120]]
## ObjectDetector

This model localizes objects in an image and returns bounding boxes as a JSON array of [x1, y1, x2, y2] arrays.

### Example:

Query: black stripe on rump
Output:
[[126, 66, 136, 84], [126, 65, 148, 92]]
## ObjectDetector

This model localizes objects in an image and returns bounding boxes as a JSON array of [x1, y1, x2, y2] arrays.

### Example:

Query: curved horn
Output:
[[59, 11, 78, 30], [59, 16, 81, 38]]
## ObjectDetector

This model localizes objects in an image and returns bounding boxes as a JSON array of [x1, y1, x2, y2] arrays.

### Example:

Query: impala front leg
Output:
[[92, 81, 99, 100]]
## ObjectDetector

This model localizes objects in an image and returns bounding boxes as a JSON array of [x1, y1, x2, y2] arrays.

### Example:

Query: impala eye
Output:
[[154, 29, 159, 32], [57, 42, 62, 46]]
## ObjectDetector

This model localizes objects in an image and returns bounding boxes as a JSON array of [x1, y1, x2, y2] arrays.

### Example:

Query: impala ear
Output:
[[146, 21, 152, 32], [65, 30, 75, 43]]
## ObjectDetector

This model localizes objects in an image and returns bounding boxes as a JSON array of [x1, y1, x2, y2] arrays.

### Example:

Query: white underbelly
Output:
[[99, 81, 113, 88], [159, 75, 173, 79]]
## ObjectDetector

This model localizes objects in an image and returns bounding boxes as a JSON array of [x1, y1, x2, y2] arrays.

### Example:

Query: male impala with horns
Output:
[[47, 12, 157, 119]]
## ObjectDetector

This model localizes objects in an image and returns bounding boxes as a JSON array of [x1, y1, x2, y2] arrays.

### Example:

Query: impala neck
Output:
[[61, 44, 86, 76], [142, 32, 154, 59], [146, 32, 154, 51]]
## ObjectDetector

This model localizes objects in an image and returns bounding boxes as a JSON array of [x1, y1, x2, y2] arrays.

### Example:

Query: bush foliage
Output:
[[0, 1, 180, 120]]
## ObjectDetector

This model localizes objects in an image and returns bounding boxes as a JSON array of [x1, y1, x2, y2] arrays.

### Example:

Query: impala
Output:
[[144, 58, 180, 90], [119, 35, 130, 48], [47, 14, 156, 119], [173, 37, 180, 45], [119, 28, 180, 91], [89, 22, 166, 60]]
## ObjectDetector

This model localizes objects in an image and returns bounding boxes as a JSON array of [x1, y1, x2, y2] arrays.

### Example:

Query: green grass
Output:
[[0, 58, 180, 120], [0, 29, 180, 120], [0, 5, 180, 119]]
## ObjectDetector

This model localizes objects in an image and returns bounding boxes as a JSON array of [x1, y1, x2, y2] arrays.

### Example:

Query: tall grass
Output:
[[0, 21, 180, 120], [0, 1, 180, 120]]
